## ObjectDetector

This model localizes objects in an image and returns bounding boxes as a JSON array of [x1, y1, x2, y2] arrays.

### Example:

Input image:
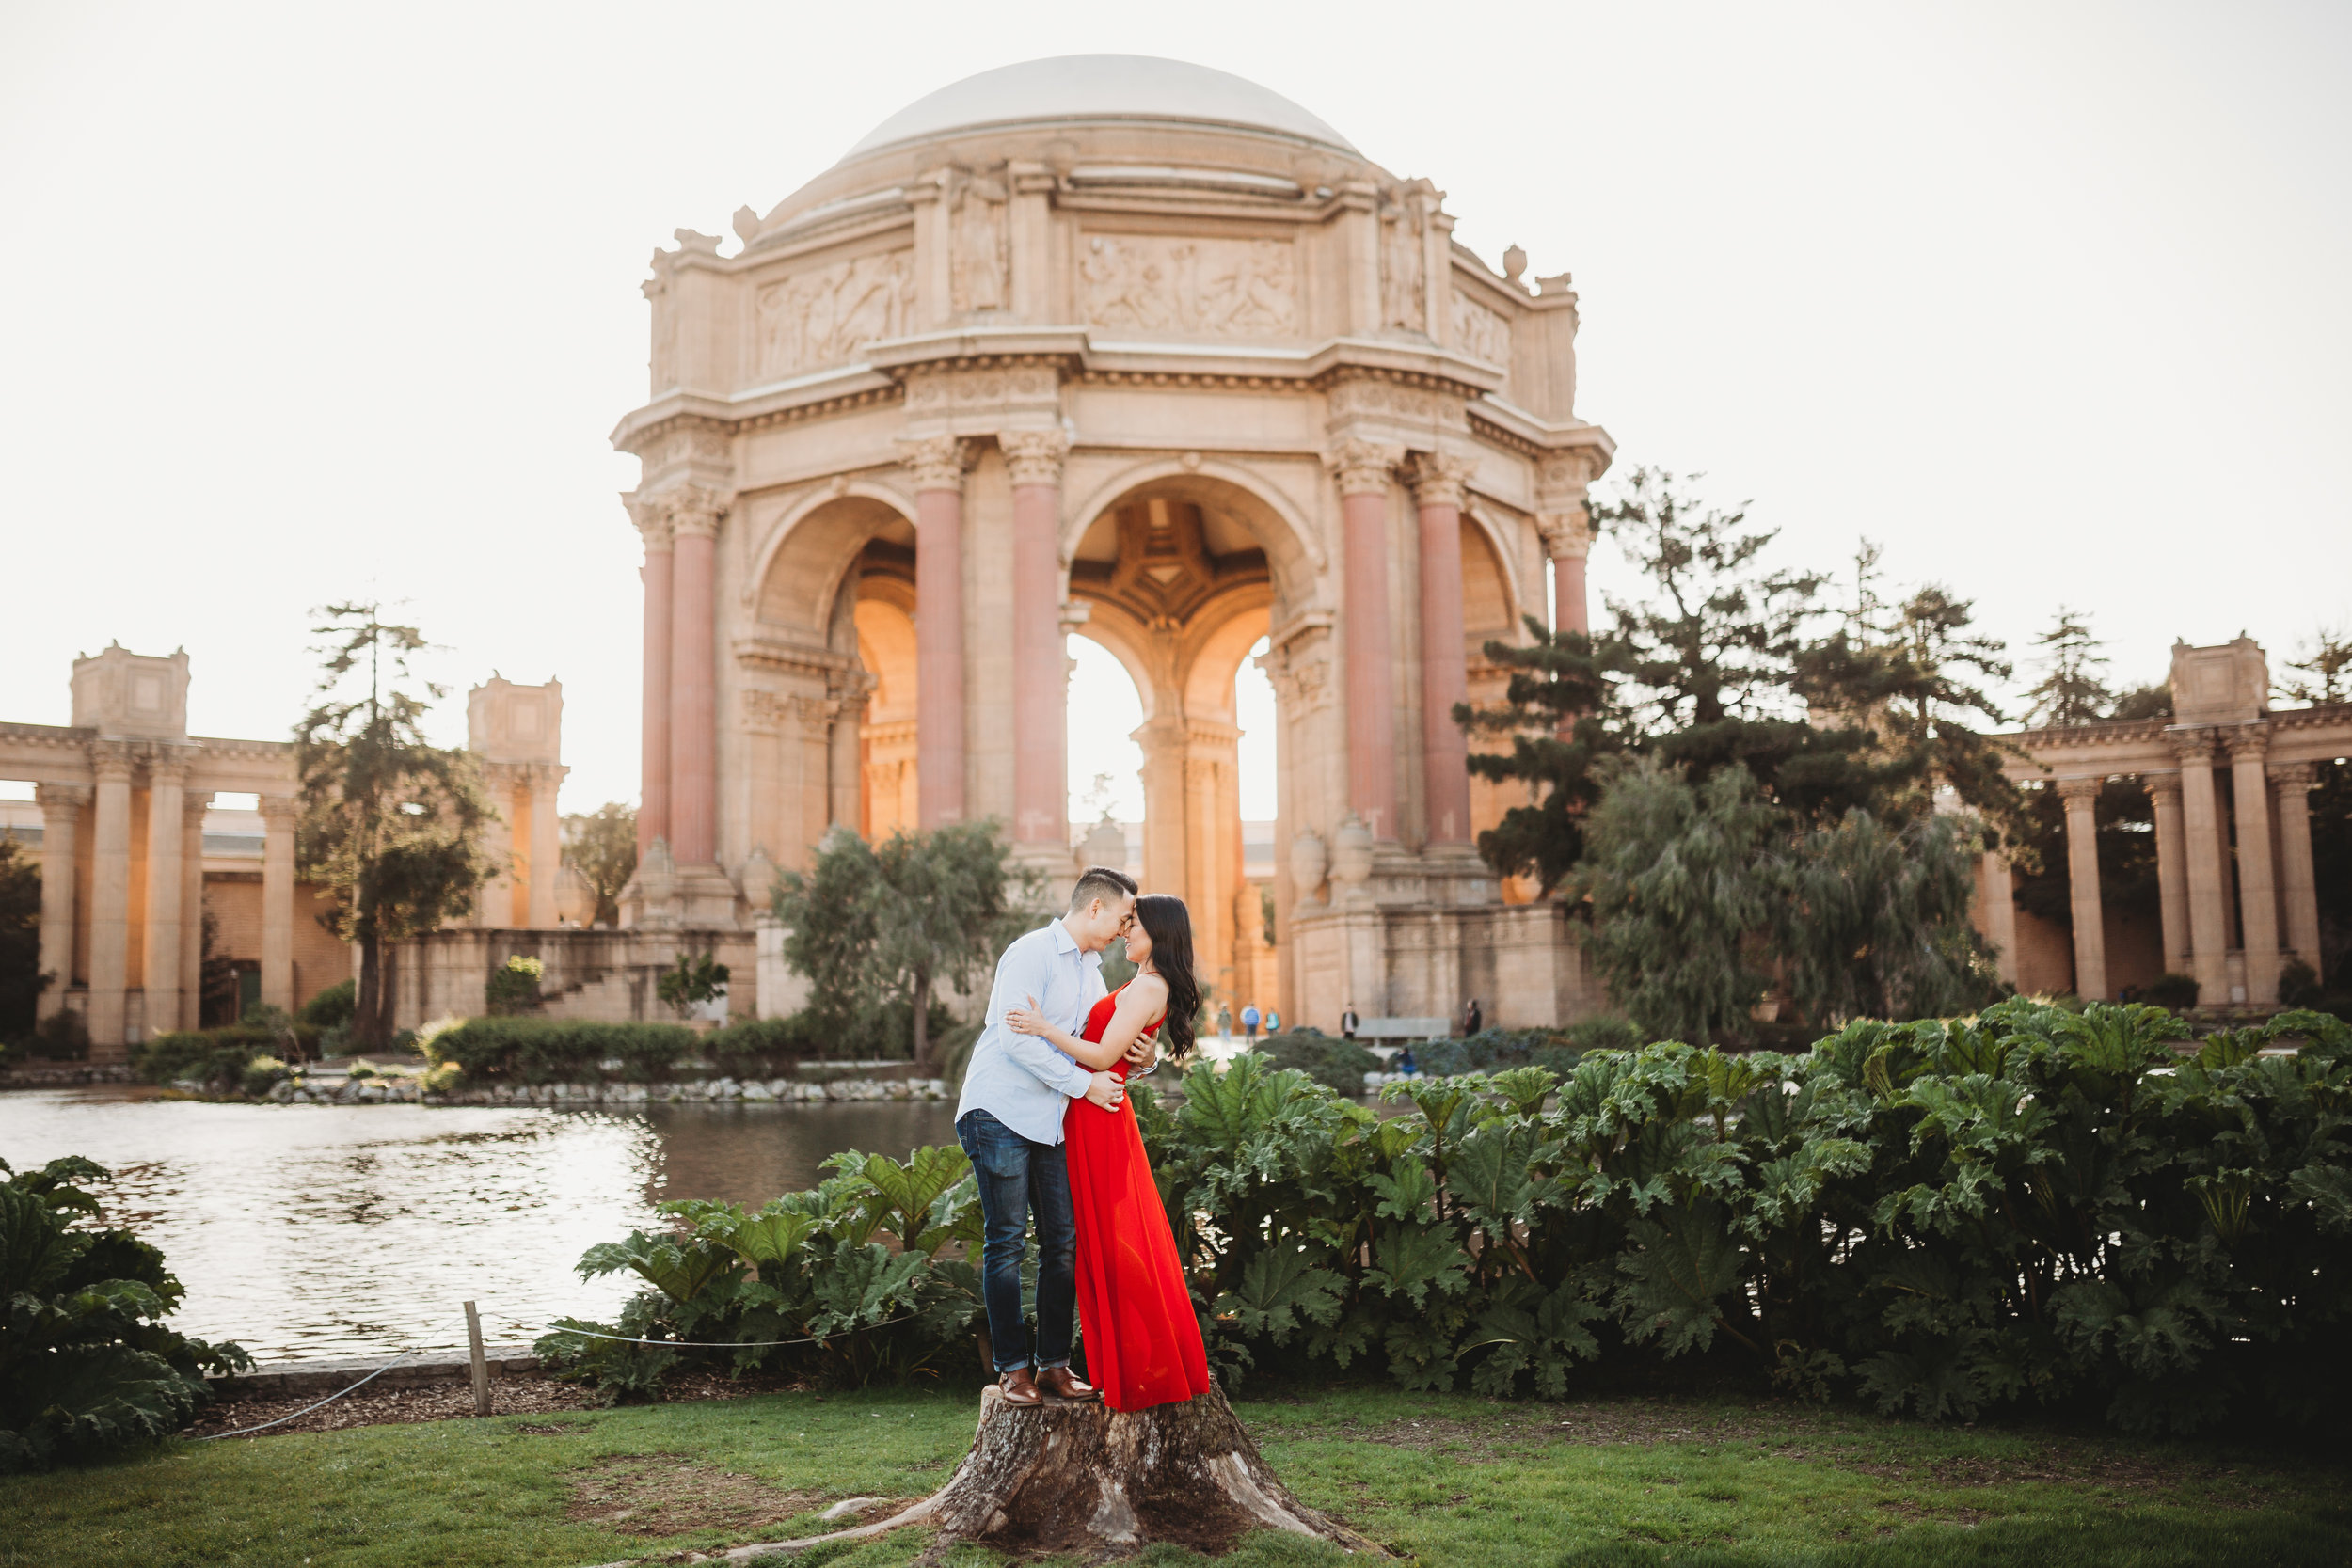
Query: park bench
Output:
[[1348, 1017, 1451, 1059]]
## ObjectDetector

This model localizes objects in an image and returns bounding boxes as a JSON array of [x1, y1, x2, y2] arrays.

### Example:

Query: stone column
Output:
[[2146, 773, 2191, 977], [1135, 716, 1189, 902], [665, 487, 724, 866], [1411, 451, 1478, 846], [829, 677, 870, 832], [87, 745, 135, 1052], [33, 783, 87, 1022], [2172, 734, 2232, 1005], [2226, 729, 2282, 1003], [908, 436, 970, 828], [1535, 452, 1598, 636], [179, 792, 208, 1029], [633, 499, 675, 861], [1003, 430, 1070, 848], [259, 794, 297, 1013], [476, 769, 516, 928], [142, 754, 189, 1040], [1978, 850, 2019, 987], [2056, 777, 2108, 1002], [2270, 763, 2322, 971], [527, 765, 563, 928], [1331, 438, 1403, 840]]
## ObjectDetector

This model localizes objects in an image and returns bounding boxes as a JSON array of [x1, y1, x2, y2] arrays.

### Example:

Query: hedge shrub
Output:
[[544, 1000, 2352, 1434], [421, 1017, 696, 1085]]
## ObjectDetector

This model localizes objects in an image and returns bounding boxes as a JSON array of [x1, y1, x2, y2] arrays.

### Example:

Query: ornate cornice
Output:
[[999, 429, 1071, 488], [1327, 437, 1404, 497]]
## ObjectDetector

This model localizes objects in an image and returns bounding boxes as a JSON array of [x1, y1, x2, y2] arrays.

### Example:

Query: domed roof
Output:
[[841, 55, 1359, 161]]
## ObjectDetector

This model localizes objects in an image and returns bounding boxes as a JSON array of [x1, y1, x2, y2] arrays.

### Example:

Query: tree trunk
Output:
[[649, 1380, 1387, 1562], [355, 934, 382, 1053], [911, 970, 931, 1070]]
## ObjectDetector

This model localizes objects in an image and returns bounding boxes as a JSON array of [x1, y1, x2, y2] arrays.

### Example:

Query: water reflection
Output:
[[0, 1086, 958, 1361]]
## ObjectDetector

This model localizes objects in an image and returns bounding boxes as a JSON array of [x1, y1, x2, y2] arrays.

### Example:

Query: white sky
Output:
[[4, 2, 2346, 824]]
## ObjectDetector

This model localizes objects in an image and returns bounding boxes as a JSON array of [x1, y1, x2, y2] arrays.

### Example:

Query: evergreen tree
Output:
[[1772, 808, 2000, 1025], [2280, 625, 2352, 707], [2020, 609, 2115, 728], [294, 604, 495, 1049], [0, 839, 43, 1042], [1456, 618, 1618, 894], [1571, 759, 1780, 1043]]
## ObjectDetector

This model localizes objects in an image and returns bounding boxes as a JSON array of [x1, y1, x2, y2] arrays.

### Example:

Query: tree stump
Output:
[[691, 1380, 1387, 1561]]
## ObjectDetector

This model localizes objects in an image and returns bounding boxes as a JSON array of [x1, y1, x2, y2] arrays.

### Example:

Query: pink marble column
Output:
[[1332, 439, 1402, 840], [665, 488, 723, 866], [1411, 451, 1478, 845], [33, 783, 87, 1022], [1004, 431, 1070, 847], [634, 500, 675, 861], [179, 791, 207, 1029], [908, 437, 969, 829], [2056, 776, 2108, 1001], [2226, 728, 2281, 1003], [1537, 451, 1600, 637]]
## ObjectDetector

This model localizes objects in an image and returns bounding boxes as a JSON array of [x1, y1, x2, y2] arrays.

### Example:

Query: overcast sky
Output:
[[4, 1, 2345, 823]]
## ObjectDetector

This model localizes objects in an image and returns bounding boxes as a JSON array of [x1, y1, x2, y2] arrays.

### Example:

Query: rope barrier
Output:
[[507, 1311, 927, 1349], [194, 1350, 421, 1440], [195, 1308, 934, 1438]]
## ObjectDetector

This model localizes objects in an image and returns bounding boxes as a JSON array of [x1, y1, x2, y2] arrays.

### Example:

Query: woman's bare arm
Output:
[[1009, 976, 1167, 1069]]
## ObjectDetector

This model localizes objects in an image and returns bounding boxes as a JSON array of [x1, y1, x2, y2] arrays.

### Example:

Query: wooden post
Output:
[[464, 1299, 491, 1417]]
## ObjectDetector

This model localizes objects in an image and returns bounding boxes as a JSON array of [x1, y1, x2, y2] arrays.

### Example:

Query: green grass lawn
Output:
[[5, 1384, 2348, 1568]]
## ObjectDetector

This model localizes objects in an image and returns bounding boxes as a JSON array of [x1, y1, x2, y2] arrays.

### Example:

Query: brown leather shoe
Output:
[[1037, 1365, 1102, 1402], [997, 1367, 1042, 1406]]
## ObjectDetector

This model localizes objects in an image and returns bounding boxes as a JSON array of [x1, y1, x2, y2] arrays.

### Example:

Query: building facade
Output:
[[615, 55, 1617, 1030], [0, 644, 574, 1058]]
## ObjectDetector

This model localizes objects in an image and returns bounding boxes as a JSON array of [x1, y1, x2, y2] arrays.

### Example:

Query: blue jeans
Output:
[[956, 1109, 1076, 1375]]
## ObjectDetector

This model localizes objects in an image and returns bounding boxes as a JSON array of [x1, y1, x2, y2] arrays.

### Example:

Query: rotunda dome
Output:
[[840, 55, 1359, 162]]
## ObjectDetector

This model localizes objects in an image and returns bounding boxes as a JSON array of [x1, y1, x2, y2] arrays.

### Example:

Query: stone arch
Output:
[[1461, 499, 1527, 631], [747, 483, 917, 631], [1063, 456, 1325, 598]]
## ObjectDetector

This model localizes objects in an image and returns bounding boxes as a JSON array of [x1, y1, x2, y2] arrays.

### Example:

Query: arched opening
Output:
[[746, 493, 919, 870], [1065, 476, 1306, 1017]]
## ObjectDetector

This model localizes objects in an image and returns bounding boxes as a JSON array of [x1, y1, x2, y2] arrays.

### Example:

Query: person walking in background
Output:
[[1397, 1044, 1419, 1077], [1462, 997, 1482, 1037], [1341, 1001, 1359, 1039], [1265, 1007, 1280, 1035], [1241, 1002, 1260, 1044], [1216, 1003, 1232, 1044]]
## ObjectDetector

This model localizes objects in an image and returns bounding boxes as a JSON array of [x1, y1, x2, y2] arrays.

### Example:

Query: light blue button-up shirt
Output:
[[955, 917, 1105, 1145]]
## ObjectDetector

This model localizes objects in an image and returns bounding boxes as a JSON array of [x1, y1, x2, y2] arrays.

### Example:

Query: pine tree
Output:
[[2280, 625, 2352, 707], [1772, 808, 2000, 1025], [2020, 609, 2115, 728], [294, 605, 496, 1050]]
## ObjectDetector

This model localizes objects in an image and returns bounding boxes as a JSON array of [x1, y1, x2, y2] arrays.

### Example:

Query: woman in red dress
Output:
[[1006, 894, 1211, 1412]]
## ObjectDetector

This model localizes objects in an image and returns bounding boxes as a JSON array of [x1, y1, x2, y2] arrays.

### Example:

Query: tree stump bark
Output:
[[692, 1380, 1387, 1561]]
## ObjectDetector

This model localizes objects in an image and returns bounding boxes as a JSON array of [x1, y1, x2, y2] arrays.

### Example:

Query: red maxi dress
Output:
[[1065, 986, 1213, 1412]]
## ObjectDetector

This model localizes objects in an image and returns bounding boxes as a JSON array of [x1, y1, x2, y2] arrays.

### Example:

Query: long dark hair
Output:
[[1134, 893, 1200, 1055]]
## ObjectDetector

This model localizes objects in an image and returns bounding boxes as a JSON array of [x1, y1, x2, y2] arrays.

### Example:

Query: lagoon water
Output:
[[0, 1085, 959, 1362]]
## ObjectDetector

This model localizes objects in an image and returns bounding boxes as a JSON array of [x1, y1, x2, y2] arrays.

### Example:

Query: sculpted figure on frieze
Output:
[[1079, 234, 1299, 339], [755, 250, 918, 378]]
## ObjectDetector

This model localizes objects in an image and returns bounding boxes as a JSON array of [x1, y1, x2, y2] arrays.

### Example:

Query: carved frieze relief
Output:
[[1451, 291, 1511, 369], [1080, 234, 1299, 339], [755, 250, 917, 379]]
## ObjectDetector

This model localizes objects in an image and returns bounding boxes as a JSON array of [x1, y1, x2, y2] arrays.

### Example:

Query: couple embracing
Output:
[[953, 864, 1212, 1413]]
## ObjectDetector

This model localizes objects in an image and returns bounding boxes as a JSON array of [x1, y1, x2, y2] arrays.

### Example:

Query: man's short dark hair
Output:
[[1069, 865, 1138, 912]]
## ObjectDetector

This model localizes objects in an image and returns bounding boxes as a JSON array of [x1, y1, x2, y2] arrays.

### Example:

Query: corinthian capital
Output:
[[2221, 725, 2269, 763], [2055, 775, 2104, 803], [2168, 728, 2217, 767], [656, 484, 728, 541], [1327, 437, 1404, 498], [2270, 761, 2317, 792], [258, 794, 300, 825], [1536, 507, 1596, 562], [1407, 451, 1479, 511], [903, 435, 972, 492], [624, 492, 672, 551], [998, 429, 1071, 488]]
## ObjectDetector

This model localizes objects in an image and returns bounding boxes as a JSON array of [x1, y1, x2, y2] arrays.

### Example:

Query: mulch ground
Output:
[[186, 1367, 809, 1440]]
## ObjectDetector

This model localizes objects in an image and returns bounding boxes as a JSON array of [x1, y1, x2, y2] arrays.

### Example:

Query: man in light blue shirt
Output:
[[955, 864, 1136, 1406]]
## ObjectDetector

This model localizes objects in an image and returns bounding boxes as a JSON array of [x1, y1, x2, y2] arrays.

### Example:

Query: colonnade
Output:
[[632, 488, 724, 865], [30, 757, 299, 1049], [2025, 724, 2329, 1006]]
